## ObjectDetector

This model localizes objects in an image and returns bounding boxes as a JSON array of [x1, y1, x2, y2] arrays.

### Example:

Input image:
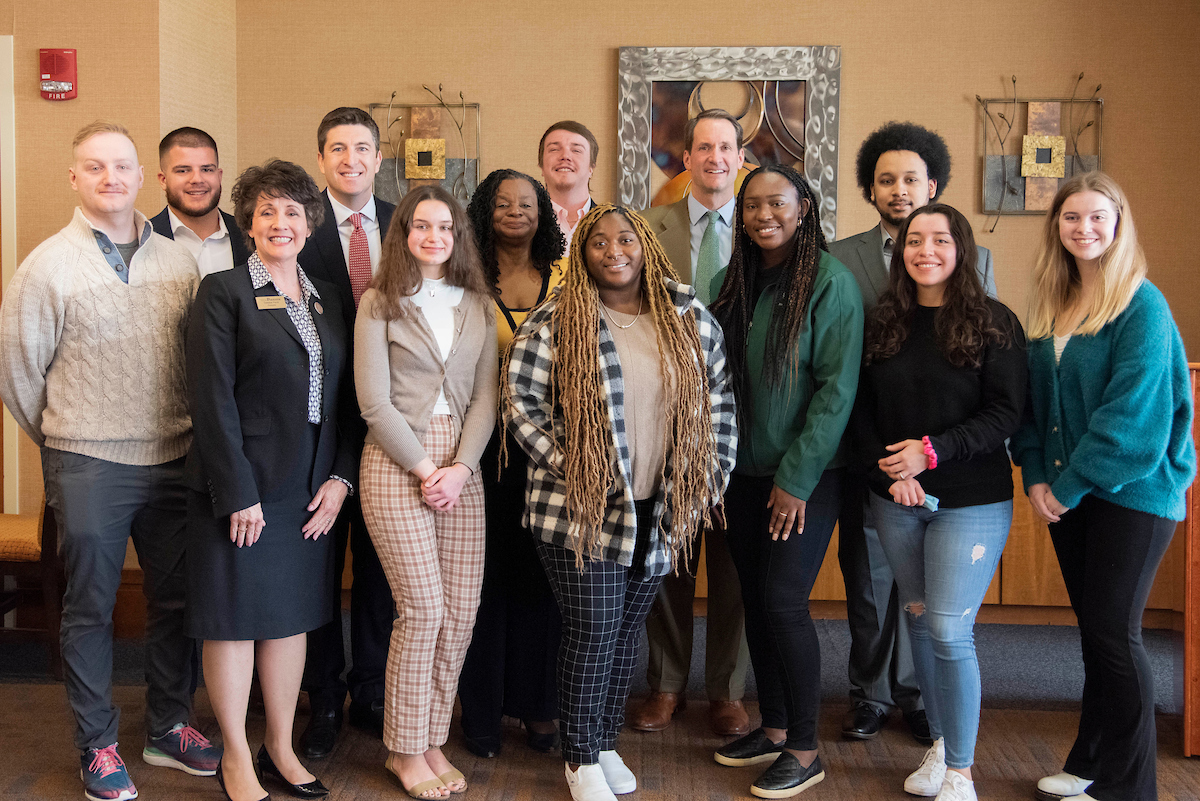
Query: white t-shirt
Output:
[[410, 277, 465, 414]]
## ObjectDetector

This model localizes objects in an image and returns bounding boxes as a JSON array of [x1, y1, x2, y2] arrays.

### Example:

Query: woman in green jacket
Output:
[[709, 164, 863, 798]]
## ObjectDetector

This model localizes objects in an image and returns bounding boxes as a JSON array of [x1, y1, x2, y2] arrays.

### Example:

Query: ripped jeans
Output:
[[869, 495, 1011, 769]]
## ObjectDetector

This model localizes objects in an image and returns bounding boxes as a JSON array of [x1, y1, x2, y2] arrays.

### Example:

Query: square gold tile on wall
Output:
[[1021, 135, 1066, 178], [405, 138, 447, 180]]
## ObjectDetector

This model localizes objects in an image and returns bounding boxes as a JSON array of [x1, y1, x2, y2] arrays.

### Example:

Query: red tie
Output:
[[348, 212, 371, 308]]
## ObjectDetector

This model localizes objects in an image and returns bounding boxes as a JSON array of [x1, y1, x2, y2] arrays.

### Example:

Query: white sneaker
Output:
[[934, 770, 976, 801], [1036, 772, 1094, 800], [597, 750, 637, 794], [904, 738, 946, 796], [565, 763, 618, 801]]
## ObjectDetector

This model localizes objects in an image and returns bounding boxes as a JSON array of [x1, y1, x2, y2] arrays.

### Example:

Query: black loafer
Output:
[[299, 708, 342, 760], [841, 703, 887, 740], [751, 753, 825, 799], [904, 709, 934, 746], [714, 728, 786, 767], [348, 699, 385, 739], [256, 746, 329, 798], [463, 732, 501, 759]]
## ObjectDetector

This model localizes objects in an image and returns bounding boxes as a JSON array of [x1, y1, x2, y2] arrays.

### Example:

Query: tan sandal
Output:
[[438, 768, 467, 794], [386, 753, 449, 800]]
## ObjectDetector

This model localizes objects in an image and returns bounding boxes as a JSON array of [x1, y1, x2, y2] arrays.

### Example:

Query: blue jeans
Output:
[[870, 494, 1011, 769]]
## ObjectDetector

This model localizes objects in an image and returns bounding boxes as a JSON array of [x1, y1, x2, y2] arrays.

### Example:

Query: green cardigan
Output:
[[712, 250, 864, 501], [1010, 280, 1196, 521]]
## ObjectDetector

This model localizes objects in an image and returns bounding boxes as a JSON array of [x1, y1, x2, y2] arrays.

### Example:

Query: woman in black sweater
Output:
[[852, 204, 1026, 801]]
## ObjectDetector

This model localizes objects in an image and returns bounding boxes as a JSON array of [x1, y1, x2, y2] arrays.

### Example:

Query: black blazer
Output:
[[150, 207, 252, 268], [184, 264, 360, 518], [298, 190, 397, 342]]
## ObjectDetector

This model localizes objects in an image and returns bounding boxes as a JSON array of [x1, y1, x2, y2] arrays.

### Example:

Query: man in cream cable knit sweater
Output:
[[0, 122, 220, 801]]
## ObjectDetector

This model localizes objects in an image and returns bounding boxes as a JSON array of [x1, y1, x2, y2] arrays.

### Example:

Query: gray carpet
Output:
[[0, 614, 1182, 713]]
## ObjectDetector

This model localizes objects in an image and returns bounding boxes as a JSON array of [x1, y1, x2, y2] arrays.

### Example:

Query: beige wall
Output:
[[236, 0, 1200, 354]]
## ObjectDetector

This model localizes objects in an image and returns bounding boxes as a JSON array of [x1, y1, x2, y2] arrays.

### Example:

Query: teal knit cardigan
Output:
[[1010, 280, 1196, 521]]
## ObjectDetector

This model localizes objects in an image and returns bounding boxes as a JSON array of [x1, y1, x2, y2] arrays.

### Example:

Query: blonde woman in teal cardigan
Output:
[[1010, 172, 1195, 801]]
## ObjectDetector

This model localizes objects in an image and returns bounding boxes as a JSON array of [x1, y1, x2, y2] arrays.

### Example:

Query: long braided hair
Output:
[[466, 169, 564, 291], [507, 204, 720, 569], [710, 164, 827, 426]]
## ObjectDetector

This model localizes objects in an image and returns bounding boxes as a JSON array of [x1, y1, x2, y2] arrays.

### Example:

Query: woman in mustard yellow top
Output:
[[457, 169, 566, 758]]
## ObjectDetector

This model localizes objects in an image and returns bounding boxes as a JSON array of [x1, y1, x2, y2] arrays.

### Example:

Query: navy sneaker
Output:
[[142, 723, 221, 776], [81, 744, 138, 801]]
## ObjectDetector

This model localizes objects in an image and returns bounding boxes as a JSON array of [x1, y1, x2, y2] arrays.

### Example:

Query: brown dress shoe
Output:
[[708, 699, 751, 736], [627, 691, 685, 731]]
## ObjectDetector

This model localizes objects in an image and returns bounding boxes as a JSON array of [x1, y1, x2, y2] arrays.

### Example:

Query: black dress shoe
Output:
[[751, 753, 825, 798], [714, 728, 786, 767], [841, 703, 887, 740], [522, 720, 558, 753], [462, 732, 501, 759], [300, 708, 342, 760], [348, 699, 385, 739], [216, 758, 270, 801], [256, 746, 329, 798], [904, 709, 934, 746]]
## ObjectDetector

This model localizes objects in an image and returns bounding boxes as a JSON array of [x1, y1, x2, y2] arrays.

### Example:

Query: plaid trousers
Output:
[[360, 416, 486, 754], [535, 499, 664, 763]]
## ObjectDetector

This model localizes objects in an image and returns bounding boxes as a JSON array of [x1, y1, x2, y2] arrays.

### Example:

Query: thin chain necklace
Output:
[[601, 295, 644, 329]]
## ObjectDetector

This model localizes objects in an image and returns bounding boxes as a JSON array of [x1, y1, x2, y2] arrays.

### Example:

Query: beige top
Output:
[[602, 304, 671, 501], [354, 287, 498, 472]]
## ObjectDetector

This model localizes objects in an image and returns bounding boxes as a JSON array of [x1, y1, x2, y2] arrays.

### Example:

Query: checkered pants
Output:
[[360, 416, 486, 754], [535, 514, 663, 764]]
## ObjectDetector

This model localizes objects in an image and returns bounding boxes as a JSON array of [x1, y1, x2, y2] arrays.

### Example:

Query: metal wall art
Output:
[[370, 85, 480, 204], [618, 46, 842, 240]]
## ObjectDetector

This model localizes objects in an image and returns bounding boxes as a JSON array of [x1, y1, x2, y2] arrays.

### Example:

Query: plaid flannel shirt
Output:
[[505, 277, 737, 577]]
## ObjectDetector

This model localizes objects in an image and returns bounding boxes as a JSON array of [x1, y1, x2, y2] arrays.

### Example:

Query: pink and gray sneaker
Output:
[[81, 744, 137, 801], [142, 723, 221, 776]]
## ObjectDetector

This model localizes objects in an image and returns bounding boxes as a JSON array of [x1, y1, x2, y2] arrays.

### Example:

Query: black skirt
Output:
[[186, 424, 335, 641]]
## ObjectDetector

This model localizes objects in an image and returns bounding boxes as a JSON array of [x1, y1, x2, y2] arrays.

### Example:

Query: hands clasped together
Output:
[[228, 479, 350, 547]]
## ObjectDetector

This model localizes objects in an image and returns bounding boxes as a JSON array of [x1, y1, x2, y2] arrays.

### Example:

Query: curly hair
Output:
[[865, 204, 1012, 368], [504, 204, 720, 570], [466, 169, 564, 289], [369, 185, 488, 320], [854, 121, 951, 203], [231, 159, 325, 254], [710, 164, 826, 425]]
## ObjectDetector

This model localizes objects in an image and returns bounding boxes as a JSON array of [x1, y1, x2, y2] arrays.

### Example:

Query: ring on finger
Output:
[[899, 472, 906, 479]]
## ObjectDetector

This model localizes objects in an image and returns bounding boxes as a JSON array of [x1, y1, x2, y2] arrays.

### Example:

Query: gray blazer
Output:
[[828, 223, 996, 310]]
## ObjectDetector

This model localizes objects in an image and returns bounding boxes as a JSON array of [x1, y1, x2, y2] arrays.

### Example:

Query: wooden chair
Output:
[[0, 503, 63, 679]]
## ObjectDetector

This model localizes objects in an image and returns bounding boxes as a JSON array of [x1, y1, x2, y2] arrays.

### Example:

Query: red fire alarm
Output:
[[40, 48, 77, 101]]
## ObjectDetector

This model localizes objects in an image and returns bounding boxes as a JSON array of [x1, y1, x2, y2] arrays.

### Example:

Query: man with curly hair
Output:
[[830, 121, 996, 746]]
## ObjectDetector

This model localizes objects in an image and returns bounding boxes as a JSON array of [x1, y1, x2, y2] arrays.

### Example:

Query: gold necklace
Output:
[[601, 297, 643, 329]]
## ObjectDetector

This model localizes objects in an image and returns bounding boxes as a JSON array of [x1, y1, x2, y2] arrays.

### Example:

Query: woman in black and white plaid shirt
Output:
[[506, 204, 737, 801]]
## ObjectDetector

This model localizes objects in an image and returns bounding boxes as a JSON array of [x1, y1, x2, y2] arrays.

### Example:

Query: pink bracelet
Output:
[[922, 436, 938, 470]]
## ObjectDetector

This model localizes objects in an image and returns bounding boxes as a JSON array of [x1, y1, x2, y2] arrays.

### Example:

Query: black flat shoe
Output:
[[751, 753, 825, 799], [462, 732, 501, 759], [904, 709, 934, 746], [714, 728, 785, 767], [256, 746, 329, 798], [522, 720, 558, 753], [216, 758, 271, 801], [841, 702, 887, 740]]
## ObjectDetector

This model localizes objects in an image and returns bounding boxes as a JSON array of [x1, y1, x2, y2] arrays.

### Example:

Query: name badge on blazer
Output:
[[256, 295, 287, 310]]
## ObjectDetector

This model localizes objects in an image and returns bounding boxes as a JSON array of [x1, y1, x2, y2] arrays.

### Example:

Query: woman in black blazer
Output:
[[185, 160, 360, 801]]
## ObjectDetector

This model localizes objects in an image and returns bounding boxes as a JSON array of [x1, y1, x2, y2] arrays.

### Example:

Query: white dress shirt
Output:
[[552, 197, 594, 256], [687, 193, 736, 275], [328, 193, 382, 274], [167, 208, 235, 278], [410, 277, 465, 415]]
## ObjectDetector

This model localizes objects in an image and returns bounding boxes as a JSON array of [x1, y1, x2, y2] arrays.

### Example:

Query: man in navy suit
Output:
[[296, 106, 397, 759], [829, 121, 996, 746], [151, 127, 249, 275]]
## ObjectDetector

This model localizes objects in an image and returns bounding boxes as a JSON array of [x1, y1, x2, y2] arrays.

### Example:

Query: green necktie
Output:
[[695, 209, 721, 305]]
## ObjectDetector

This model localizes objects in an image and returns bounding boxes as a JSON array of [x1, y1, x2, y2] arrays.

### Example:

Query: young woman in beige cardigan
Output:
[[355, 185, 497, 800]]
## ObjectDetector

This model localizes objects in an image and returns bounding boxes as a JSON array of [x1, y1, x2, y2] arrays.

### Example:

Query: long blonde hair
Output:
[[1027, 172, 1146, 338], [506, 204, 719, 569]]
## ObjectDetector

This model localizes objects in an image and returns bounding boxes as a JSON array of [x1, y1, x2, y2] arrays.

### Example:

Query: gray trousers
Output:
[[837, 472, 922, 714], [42, 448, 194, 751], [644, 525, 750, 701]]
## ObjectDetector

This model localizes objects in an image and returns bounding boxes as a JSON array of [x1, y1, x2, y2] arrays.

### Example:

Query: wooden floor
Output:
[[2, 685, 1197, 800]]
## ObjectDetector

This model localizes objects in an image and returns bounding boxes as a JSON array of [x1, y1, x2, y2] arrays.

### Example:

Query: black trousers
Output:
[[536, 498, 662, 764], [458, 432, 561, 739], [725, 469, 842, 751], [302, 493, 394, 711], [1050, 494, 1176, 801]]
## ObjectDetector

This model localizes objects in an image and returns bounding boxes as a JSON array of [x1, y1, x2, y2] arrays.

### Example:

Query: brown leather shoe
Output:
[[627, 691, 685, 732], [708, 699, 750, 736]]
